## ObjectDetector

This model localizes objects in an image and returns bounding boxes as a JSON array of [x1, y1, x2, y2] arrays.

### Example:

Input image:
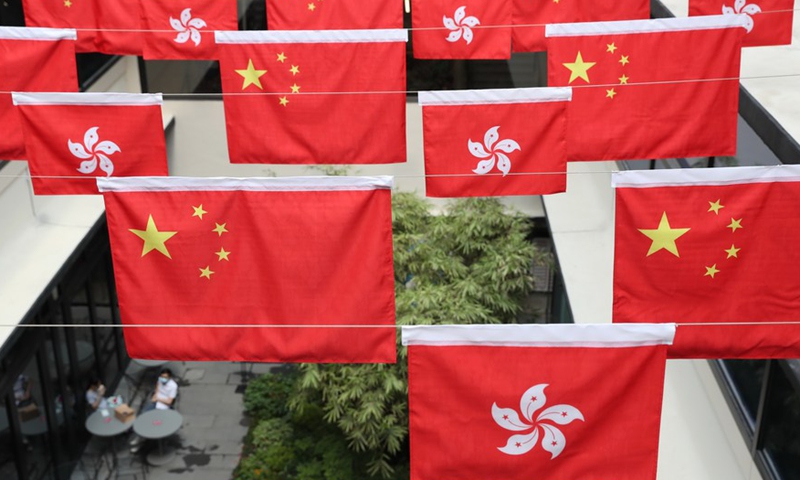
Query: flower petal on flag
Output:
[[97, 153, 114, 177], [463, 27, 474, 45], [484, 126, 500, 150], [462, 16, 480, 27], [169, 16, 184, 32], [190, 29, 202, 47], [188, 18, 207, 29], [537, 405, 585, 425], [742, 14, 755, 32], [175, 31, 191, 44], [742, 3, 761, 14], [496, 152, 511, 176], [68, 139, 92, 159], [443, 16, 457, 30], [468, 139, 491, 158], [498, 430, 539, 456], [84, 127, 99, 152], [180, 8, 192, 27], [734, 0, 746, 12], [473, 157, 495, 175], [722, 5, 735, 14], [454, 6, 466, 24], [494, 139, 521, 153], [520, 384, 547, 422], [77, 157, 97, 174], [446, 29, 463, 43], [540, 424, 566, 459], [95, 140, 121, 155], [491, 403, 531, 431]]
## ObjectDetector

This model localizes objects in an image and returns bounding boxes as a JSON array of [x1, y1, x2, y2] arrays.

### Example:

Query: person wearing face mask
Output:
[[130, 368, 179, 452]]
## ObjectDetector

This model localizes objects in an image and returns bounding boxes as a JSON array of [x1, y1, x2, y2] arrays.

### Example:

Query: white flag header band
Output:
[[12, 92, 164, 107], [402, 323, 676, 347], [546, 15, 748, 37], [97, 176, 395, 193], [418, 87, 572, 106], [0, 26, 77, 41], [612, 165, 800, 188], [215, 29, 408, 44]]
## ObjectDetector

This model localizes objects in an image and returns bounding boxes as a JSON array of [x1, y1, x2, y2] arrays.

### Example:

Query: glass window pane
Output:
[[0, 397, 21, 479], [761, 361, 800, 480], [16, 356, 55, 479], [721, 359, 767, 428]]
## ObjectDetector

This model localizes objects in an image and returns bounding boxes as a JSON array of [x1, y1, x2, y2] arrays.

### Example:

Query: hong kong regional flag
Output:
[[266, 0, 403, 30], [404, 323, 674, 480], [22, 0, 96, 52], [411, 0, 512, 59], [98, 176, 397, 363], [0, 27, 78, 161], [420, 87, 571, 197], [689, 0, 794, 46], [12, 93, 168, 195], [215, 30, 407, 164], [546, 16, 746, 161], [614, 166, 800, 359], [143, 0, 238, 60]]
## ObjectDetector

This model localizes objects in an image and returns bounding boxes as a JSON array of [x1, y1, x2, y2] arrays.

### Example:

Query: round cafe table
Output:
[[85, 408, 135, 468], [133, 409, 183, 466]]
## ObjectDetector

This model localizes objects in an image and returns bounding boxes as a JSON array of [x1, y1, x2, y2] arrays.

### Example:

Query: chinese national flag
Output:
[[98, 176, 397, 363], [142, 0, 238, 60], [22, 0, 96, 52], [546, 16, 745, 162], [411, 0, 512, 59], [613, 166, 800, 359], [404, 323, 674, 480], [0, 28, 78, 161], [92, 0, 143, 56], [215, 30, 407, 164], [689, 0, 794, 46], [266, 0, 403, 30], [12, 93, 168, 195], [420, 87, 571, 197], [512, 0, 649, 52]]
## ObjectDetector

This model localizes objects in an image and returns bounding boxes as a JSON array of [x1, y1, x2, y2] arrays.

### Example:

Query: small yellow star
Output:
[[704, 264, 720, 278], [290, 65, 300, 76], [606, 43, 617, 53], [216, 248, 231, 261], [192, 204, 207, 220], [553, 0, 560, 3], [708, 199, 724, 215], [276, 52, 287, 63], [728, 218, 743, 232], [212, 222, 228, 236], [606, 88, 616, 99], [725, 244, 740, 259], [290, 84, 301, 93], [235, 59, 267, 90], [638, 212, 690, 257], [129, 215, 177, 259], [279, 96, 289, 106], [199, 266, 214, 279], [308, 2, 316, 10], [619, 55, 630, 66], [562, 51, 596, 84], [618, 74, 629, 85], [64, 0, 72, 7]]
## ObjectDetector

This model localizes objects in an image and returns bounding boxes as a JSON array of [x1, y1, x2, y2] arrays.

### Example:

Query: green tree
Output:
[[289, 193, 546, 478]]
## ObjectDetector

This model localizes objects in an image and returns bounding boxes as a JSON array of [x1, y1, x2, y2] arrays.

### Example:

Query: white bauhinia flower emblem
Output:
[[69, 127, 120, 177], [443, 6, 480, 45], [469, 126, 520, 176], [722, 0, 761, 32], [492, 384, 584, 458], [170, 8, 207, 47]]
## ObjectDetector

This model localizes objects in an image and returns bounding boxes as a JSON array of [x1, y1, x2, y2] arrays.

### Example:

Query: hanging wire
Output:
[[4, 322, 800, 328]]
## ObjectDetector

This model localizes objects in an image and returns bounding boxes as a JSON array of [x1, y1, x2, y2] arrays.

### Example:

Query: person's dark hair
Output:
[[88, 378, 102, 389], [160, 368, 172, 377]]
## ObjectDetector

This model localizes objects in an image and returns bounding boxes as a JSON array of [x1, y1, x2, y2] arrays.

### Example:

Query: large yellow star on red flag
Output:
[[638, 212, 690, 257], [236, 59, 267, 90], [562, 52, 596, 84], [129, 215, 177, 259]]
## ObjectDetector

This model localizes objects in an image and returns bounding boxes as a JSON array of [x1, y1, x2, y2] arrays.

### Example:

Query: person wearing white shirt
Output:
[[130, 368, 179, 453], [85, 378, 108, 411]]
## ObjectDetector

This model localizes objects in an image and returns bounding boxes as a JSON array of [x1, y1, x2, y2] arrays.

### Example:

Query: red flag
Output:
[[546, 16, 745, 161], [404, 323, 674, 480], [92, 0, 143, 56], [0, 27, 78, 161], [266, 0, 403, 30], [22, 0, 96, 52], [12, 93, 168, 195], [689, 0, 794, 46], [420, 87, 571, 197], [512, 0, 649, 52], [613, 166, 800, 359], [215, 30, 407, 164], [97, 176, 397, 363], [142, 0, 238, 60], [411, 0, 512, 59]]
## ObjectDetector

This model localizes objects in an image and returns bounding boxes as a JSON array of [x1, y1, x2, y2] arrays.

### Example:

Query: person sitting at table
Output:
[[85, 378, 108, 411], [130, 368, 178, 453], [13, 374, 33, 407]]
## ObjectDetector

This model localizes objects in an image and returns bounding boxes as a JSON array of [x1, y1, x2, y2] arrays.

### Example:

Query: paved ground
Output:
[[75, 360, 276, 480]]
